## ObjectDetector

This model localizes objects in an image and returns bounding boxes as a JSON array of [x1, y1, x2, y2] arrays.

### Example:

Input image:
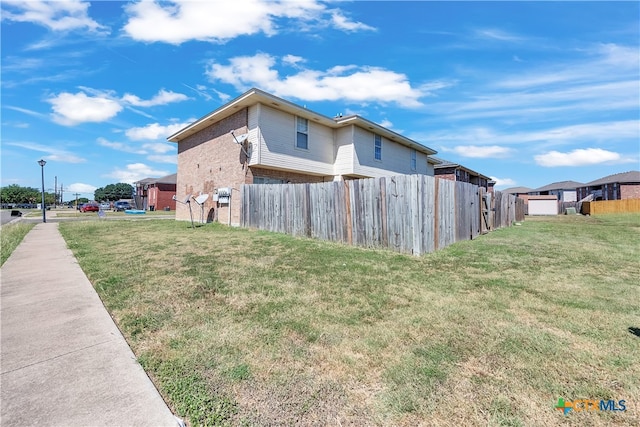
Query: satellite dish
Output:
[[194, 194, 209, 205], [172, 194, 193, 204], [230, 130, 249, 144], [235, 133, 249, 143]]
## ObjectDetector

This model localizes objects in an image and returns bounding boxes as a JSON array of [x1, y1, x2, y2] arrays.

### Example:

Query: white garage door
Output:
[[529, 199, 558, 215]]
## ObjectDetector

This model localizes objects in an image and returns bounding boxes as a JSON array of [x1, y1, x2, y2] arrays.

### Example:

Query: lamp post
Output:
[[37, 159, 46, 223]]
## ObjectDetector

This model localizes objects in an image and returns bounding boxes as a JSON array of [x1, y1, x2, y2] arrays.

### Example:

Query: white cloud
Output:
[[282, 54, 305, 67], [67, 182, 97, 194], [142, 143, 176, 154], [449, 145, 513, 158], [534, 148, 635, 167], [417, 120, 639, 147], [121, 89, 189, 107], [1, 0, 108, 33], [98, 138, 176, 164], [490, 177, 517, 188], [6, 141, 85, 163], [494, 43, 639, 90], [5, 105, 48, 119], [123, 0, 274, 44], [378, 119, 393, 128], [125, 122, 192, 141], [147, 154, 177, 164], [48, 91, 122, 126], [122, 0, 373, 44], [106, 163, 170, 184], [97, 137, 146, 154], [475, 28, 524, 42], [330, 11, 375, 32], [47, 89, 189, 126], [207, 53, 427, 108]]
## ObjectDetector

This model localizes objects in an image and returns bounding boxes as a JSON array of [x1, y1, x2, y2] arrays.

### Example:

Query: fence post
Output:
[[380, 177, 387, 248], [434, 178, 440, 250], [344, 180, 352, 246], [304, 183, 311, 238]]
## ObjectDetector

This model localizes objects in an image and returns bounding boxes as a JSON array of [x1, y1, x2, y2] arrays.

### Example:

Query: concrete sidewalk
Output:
[[1, 223, 182, 426]]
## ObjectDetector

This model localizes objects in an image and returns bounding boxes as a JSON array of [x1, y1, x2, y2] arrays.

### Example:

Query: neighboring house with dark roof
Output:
[[433, 157, 495, 191], [503, 186, 533, 197], [576, 171, 640, 201], [529, 180, 583, 203], [134, 173, 177, 211], [168, 88, 439, 225]]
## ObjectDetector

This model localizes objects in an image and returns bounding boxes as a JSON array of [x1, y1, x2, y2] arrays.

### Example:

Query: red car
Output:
[[80, 203, 100, 212]]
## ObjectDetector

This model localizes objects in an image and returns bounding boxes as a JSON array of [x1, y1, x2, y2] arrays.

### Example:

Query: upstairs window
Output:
[[410, 149, 417, 171], [374, 134, 382, 161], [296, 117, 308, 150]]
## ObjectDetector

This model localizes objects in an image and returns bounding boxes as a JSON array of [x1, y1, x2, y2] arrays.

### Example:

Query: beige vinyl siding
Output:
[[352, 127, 430, 177], [425, 158, 435, 175], [255, 104, 334, 175], [333, 126, 354, 176]]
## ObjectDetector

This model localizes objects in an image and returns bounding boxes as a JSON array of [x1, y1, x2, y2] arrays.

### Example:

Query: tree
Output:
[[94, 183, 134, 201], [0, 184, 40, 204]]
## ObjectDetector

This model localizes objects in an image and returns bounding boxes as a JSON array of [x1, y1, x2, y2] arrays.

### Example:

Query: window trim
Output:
[[410, 149, 417, 171], [295, 116, 308, 150]]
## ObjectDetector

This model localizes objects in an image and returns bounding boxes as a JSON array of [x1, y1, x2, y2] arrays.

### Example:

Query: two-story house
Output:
[[168, 88, 438, 225], [432, 157, 495, 192], [134, 173, 177, 211], [576, 171, 640, 201], [528, 180, 583, 203]]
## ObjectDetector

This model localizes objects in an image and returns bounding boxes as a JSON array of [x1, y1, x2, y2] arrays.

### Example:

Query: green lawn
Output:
[[1, 222, 35, 266], [59, 214, 640, 426]]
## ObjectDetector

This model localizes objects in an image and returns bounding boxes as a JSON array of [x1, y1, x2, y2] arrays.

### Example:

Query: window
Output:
[[374, 134, 382, 161], [253, 177, 285, 184], [296, 117, 308, 149], [410, 149, 417, 171]]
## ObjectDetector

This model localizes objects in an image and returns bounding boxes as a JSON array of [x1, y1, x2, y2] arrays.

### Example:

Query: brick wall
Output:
[[434, 173, 456, 182], [148, 183, 176, 210], [249, 167, 329, 184], [176, 109, 249, 225], [621, 184, 640, 200]]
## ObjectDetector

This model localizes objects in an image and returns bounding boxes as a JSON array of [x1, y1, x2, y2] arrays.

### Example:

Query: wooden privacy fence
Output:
[[582, 199, 640, 215], [241, 174, 524, 255]]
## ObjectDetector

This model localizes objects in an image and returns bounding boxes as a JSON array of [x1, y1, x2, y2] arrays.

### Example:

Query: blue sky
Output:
[[1, 1, 638, 199]]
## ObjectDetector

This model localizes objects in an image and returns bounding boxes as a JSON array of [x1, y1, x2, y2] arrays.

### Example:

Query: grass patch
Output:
[[59, 214, 640, 426], [1, 221, 35, 266], [53, 209, 174, 218]]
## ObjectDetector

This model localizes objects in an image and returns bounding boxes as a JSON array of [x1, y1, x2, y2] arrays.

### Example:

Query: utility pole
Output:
[[54, 176, 58, 208], [74, 193, 81, 210], [60, 183, 63, 206]]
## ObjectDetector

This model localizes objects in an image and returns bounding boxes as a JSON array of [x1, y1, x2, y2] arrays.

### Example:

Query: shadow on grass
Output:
[[628, 327, 640, 338]]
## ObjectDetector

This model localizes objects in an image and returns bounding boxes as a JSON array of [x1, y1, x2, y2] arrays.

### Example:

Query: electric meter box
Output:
[[216, 187, 231, 204]]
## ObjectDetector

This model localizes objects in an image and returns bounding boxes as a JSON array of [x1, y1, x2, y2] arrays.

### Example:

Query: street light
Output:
[[37, 159, 46, 223]]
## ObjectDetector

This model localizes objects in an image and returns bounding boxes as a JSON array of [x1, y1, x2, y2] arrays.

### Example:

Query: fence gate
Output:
[[480, 189, 492, 234]]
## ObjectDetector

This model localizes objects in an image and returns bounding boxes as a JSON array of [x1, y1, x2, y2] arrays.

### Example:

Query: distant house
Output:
[[576, 171, 640, 201], [529, 180, 583, 203], [433, 157, 495, 192], [503, 186, 533, 197], [134, 173, 177, 211], [168, 88, 439, 225]]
